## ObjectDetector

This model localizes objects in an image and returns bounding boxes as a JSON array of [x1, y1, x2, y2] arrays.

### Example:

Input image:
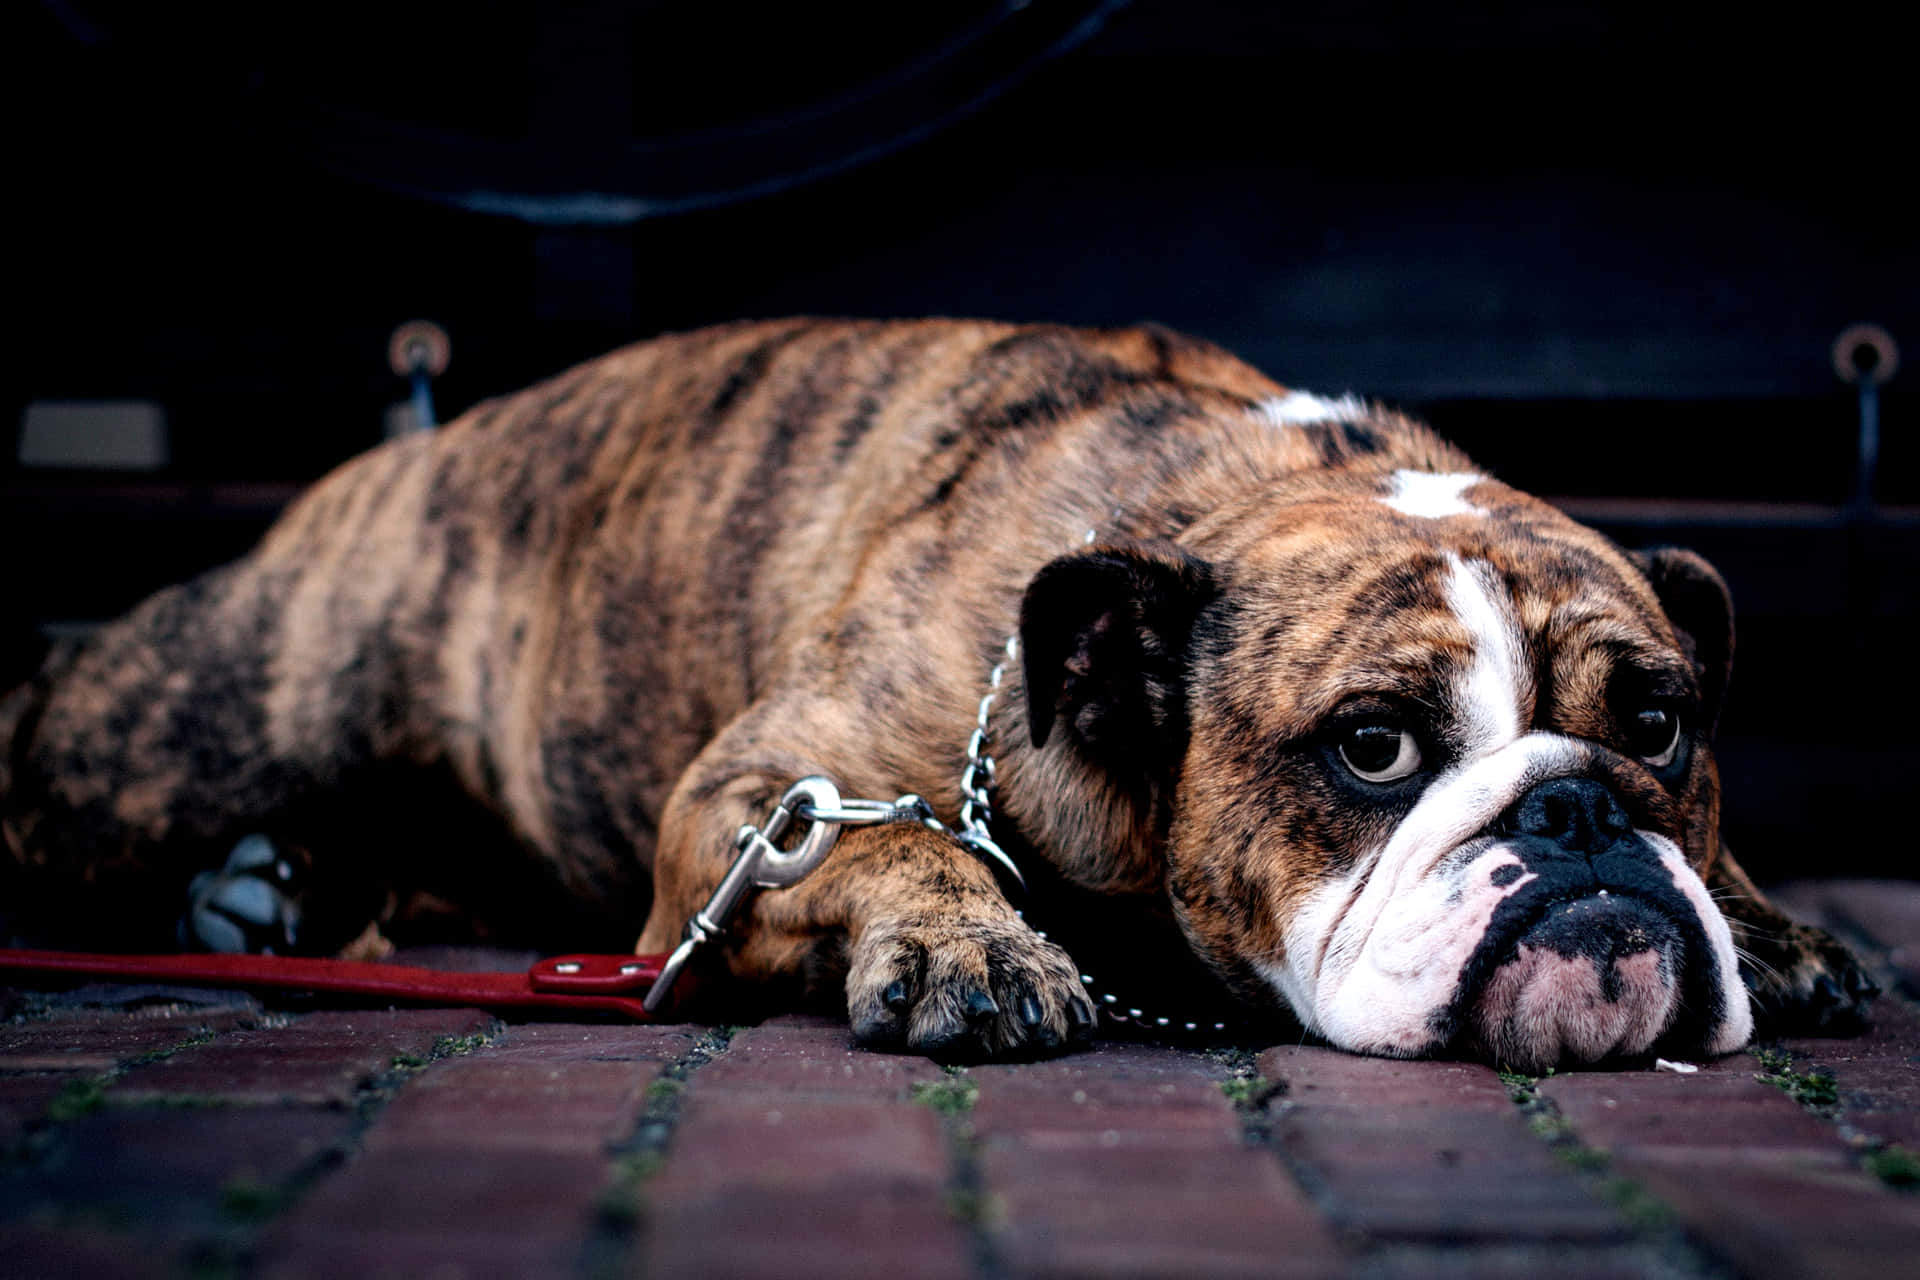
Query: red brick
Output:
[[255, 1021, 691, 1279], [259, 1148, 608, 1280], [640, 1185, 976, 1280], [489, 1020, 704, 1062], [1541, 1048, 1920, 1278], [1361, 1244, 1684, 1280], [0, 1008, 243, 1073], [970, 1043, 1343, 1276], [113, 1007, 494, 1106], [1619, 1162, 1920, 1280], [970, 1043, 1243, 1148], [1257, 1045, 1516, 1112], [0, 1224, 171, 1279], [688, 1014, 948, 1098], [7, 1106, 349, 1240], [657, 1097, 952, 1200], [1779, 998, 1920, 1148], [980, 1142, 1341, 1278], [366, 1035, 671, 1156], [0, 1073, 77, 1144], [1261, 1045, 1626, 1242], [639, 1019, 974, 1280], [1541, 1058, 1852, 1166]]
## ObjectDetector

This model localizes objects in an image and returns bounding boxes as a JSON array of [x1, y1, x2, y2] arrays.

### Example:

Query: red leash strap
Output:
[[0, 949, 672, 1021]]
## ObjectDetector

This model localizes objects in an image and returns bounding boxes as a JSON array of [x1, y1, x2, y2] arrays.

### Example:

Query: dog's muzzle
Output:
[[1448, 777, 1727, 1070], [1272, 733, 1752, 1071]]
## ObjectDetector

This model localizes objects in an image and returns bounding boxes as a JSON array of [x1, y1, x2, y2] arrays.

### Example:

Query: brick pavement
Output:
[[0, 879, 1914, 1279]]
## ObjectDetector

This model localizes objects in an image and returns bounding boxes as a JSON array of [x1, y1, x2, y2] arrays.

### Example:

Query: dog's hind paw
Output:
[[178, 834, 301, 954], [846, 908, 1096, 1061]]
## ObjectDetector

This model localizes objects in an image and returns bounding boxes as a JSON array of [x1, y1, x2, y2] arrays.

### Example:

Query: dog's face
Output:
[[1021, 467, 1751, 1070]]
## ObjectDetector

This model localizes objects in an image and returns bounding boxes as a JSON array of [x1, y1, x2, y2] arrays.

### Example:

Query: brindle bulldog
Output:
[[0, 319, 1875, 1066]]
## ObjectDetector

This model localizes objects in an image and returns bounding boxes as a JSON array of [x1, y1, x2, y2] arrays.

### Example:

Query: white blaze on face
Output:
[[1382, 470, 1486, 519], [1441, 554, 1532, 760], [1252, 390, 1368, 426]]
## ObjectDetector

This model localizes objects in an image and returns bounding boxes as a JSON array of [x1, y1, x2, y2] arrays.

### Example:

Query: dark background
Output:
[[7, 1, 1915, 883]]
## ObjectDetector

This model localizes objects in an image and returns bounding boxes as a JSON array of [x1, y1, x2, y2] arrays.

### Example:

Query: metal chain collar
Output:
[[960, 531, 1230, 1037]]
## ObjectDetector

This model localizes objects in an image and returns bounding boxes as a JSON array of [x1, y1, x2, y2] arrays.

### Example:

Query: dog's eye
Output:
[[1626, 707, 1682, 767], [1338, 722, 1423, 783]]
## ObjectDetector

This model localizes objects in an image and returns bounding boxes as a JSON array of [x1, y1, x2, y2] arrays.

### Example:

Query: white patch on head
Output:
[[1382, 470, 1486, 519], [1252, 390, 1367, 426], [1442, 554, 1531, 759]]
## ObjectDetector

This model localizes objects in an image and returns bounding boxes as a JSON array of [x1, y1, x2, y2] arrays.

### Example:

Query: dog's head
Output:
[[1014, 462, 1751, 1071]]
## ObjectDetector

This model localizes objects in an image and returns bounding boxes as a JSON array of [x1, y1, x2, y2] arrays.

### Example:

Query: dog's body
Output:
[[2, 318, 1872, 1063]]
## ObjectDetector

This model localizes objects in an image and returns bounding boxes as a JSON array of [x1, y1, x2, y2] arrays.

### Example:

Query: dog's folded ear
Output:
[[1630, 546, 1735, 735], [1019, 541, 1219, 765]]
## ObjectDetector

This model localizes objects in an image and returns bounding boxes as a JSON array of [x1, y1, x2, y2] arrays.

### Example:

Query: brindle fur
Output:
[[0, 318, 1870, 1057]]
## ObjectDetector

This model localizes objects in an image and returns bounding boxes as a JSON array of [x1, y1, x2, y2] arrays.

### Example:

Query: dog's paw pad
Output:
[[179, 835, 301, 954], [848, 913, 1095, 1062]]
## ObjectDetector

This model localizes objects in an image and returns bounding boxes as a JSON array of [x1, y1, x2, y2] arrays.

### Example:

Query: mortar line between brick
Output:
[[1500, 1071, 1736, 1280], [578, 1023, 736, 1280], [1751, 1004, 1920, 1191], [911, 1067, 1003, 1280], [218, 1013, 510, 1272], [1225, 1054, 1355, 1255], [4, 1006, 509, 1273], [8, 1003, 271, 1158]]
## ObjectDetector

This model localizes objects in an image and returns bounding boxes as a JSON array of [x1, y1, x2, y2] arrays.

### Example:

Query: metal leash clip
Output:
[[640, 777, 944, 1013]]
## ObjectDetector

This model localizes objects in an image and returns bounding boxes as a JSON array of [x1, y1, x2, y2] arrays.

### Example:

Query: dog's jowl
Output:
[[0, 319, 1875, 1063]]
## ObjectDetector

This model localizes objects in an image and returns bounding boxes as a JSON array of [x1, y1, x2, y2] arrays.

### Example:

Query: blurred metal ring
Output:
[[388, 320, 452, 379], [1832, 323, 1898, 386]]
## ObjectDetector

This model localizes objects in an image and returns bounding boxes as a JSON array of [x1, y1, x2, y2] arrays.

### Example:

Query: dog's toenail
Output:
[[1018, 994, 1042, 1027], [1067, 999, 1096, 1041], [964, 989, 999, 1023], [1814, 974, 1844, 1006], [883, 980, 911, 1013]]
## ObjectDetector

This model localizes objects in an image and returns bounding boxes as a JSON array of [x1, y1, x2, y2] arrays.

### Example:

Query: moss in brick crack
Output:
[[132, 1027, 217, 1065], [1554, 1144, 1611, 1174], [596, 1153, 665, 1232], [1752, 1047, 1839, 1107], [644, 1077, 685, 1103], [143, 1093, 233, 1109], [1218, 1076, 1280, 1108], [1528, 1111, 1575, 1142], [911, 1073, 978, 1116], [220, 1175, 283, 1223], [1599, 1175, 1673, 1229], [390, 1051, 428, 1070], [45, 1077, 107, 1123], [432, 1031, 493, 1058], [1864, 1144, 1920, 1190]]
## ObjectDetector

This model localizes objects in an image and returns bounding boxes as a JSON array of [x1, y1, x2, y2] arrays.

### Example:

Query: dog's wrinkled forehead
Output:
[[1216, 468, 1690, 740]]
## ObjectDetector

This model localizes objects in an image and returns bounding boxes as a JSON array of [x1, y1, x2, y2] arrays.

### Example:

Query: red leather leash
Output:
[[0, 779, 894, 1022], [0, 949, 672, 1020]]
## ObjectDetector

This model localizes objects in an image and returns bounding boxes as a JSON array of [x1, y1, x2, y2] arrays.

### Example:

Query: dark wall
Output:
[[8, 1, 1915, 881]]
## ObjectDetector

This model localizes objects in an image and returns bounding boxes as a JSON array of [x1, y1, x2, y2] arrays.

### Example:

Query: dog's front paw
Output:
[[1744, 921, 1879, 1037], [847, 907, 1097, 1061]]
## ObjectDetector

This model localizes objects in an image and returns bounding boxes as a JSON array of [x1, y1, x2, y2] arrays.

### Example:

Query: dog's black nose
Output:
[[1501, 778, 1632, 855]]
